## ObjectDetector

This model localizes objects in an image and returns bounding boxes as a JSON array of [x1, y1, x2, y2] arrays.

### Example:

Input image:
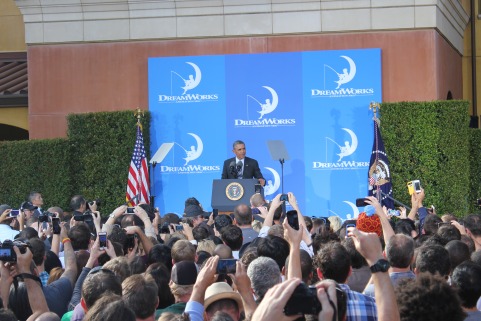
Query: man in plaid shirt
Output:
[[314, 241, 378, 321]]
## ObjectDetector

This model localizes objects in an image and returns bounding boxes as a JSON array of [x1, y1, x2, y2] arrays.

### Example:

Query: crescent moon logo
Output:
[[337, 128, 358, 161], [333, 55, 357, 89], [263, 167, 281, 196], [180, 62, 202, 94], [343, 201, 360, 219], [257, 86, 279, 119], [183, 133, 203, 165]]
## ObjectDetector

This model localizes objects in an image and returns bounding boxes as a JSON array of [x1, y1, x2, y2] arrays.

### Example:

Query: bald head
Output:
[[250, 194, 265, 208], [214, 244, 233, 259], [234, 204, 252, 226]]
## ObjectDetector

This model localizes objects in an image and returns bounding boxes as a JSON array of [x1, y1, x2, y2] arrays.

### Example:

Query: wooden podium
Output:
[[211, 179, 263, 212]]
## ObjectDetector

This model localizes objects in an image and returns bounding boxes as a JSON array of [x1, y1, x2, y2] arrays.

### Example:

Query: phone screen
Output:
[[98, 232, 107, 249], [216, 259, 237, 274], [355, 198, 369, 207], [286, 210, 299, 230], [125, 207, 135, 214], [213, 209, 218, 219], [52, 218, 61, 234], [175, 225, 184, 231], [413, 180, 421, 192]]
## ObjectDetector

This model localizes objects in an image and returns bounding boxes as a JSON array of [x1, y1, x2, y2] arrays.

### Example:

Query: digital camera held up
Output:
[[0, 240, 31, 262]]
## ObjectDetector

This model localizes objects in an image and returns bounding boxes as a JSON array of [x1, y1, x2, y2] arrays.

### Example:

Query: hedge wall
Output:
[[67, 111, 150, 214], [380, 100, 471, 216], [0, 138, 72, 210], [469, 128, 481, 213], [0, 110, 150, 215]]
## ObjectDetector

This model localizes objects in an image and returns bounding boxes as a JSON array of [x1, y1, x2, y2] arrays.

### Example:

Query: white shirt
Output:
[[0, 224, 19, 242]]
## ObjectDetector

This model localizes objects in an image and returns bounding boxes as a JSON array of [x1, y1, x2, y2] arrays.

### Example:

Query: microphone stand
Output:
[[380, 191, 411, 210], [279, 158, 285, 194], [150, 161, 157, 206], [279, 158, 286, 215]]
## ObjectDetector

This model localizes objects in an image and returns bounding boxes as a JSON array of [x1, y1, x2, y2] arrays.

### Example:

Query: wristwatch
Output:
[[370, 259, 390, 273]]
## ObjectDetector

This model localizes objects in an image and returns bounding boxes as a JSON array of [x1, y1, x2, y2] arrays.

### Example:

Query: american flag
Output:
[[126, 125, 150, 205], [367, 118, 394, 209]]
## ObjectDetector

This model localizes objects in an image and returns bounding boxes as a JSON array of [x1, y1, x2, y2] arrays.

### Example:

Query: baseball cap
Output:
[[171, 261, 198, 285], [20, 201, 38, 211], [0, 204, 11, 215]]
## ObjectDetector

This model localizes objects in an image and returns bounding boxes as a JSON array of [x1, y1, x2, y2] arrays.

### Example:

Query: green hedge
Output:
[[0, 138, 72, 210], [469, 128, 481, 213], [0, 110, 150, 215], [381, 101, 471, 216], [67, 111, 150, 214]]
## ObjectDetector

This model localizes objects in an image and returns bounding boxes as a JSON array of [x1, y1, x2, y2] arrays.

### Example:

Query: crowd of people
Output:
[[0, 189, 480, 321]]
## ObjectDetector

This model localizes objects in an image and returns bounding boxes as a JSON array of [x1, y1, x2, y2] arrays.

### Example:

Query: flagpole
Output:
[[126, 107, 151, 206], [134, 108, 144, 202], [369, 102, 381, 204]]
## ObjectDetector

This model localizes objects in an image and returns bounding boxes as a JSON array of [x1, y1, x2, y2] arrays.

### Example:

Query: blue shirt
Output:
[[339, 283, 378, 321], [184, 300, 204, 321], [39, 271, 49, 287], [363, 271, 415, 298]]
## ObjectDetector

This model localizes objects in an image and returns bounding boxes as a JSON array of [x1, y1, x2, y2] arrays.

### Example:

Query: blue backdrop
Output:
[[148, 49, 382, 219]]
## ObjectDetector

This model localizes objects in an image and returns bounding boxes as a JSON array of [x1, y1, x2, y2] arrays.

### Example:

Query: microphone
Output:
[[229, 161, 237, 177], [236, 161, 243, 178], [236, 161, 242, 172]]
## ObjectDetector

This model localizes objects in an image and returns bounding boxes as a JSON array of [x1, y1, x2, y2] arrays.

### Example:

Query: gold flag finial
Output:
[[134, 108, 144, 125], [370, 101, 381, 124]]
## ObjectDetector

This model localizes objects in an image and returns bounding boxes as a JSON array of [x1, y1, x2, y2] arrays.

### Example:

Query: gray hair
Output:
[[247, 256, 281, 301], [386, 234, 415, 268]]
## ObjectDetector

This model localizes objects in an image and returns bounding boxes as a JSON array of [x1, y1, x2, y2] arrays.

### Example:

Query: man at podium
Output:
[[221, 140, 265, 186]]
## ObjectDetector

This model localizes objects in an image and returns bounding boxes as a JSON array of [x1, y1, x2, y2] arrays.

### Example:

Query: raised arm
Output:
[[283, 219, 303, 280], [51, 213, 62, 255], [186, 256, 219, 321], [135, 205, 156, 238], [407, 189, 424, 221], [230, 261, 257, 320], [348, 228, 400, 321], [288, 192, 312, 247], [124, 225, 153, 256], [102, 205, 128, 233], [59, 224, 78, 288], [365, 196, 394, 243], [15, 246, 49, 320], [264, 193, 282, 228]]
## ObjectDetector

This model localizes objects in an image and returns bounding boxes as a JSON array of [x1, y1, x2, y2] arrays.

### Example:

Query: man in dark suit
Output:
[[28, 191, 44, 218], [222, 140, 265, 186]]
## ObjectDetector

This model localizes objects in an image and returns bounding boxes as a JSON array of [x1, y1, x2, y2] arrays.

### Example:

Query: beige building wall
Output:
[[0, 0, 27, 133], [462, 0, 481, 120], [0, 0, 25, 51], [8, 0, 473, 138]]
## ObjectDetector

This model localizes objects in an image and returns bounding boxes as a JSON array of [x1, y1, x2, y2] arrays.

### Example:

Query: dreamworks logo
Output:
[[311, 55, 375, 98], [234, 86, 296, 128], [158, 62, 219, 103], [263, 167, 280, 196], [153, 133, 220, 174], [328, 201, 360, 220], [313, 128, 369, 170]]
